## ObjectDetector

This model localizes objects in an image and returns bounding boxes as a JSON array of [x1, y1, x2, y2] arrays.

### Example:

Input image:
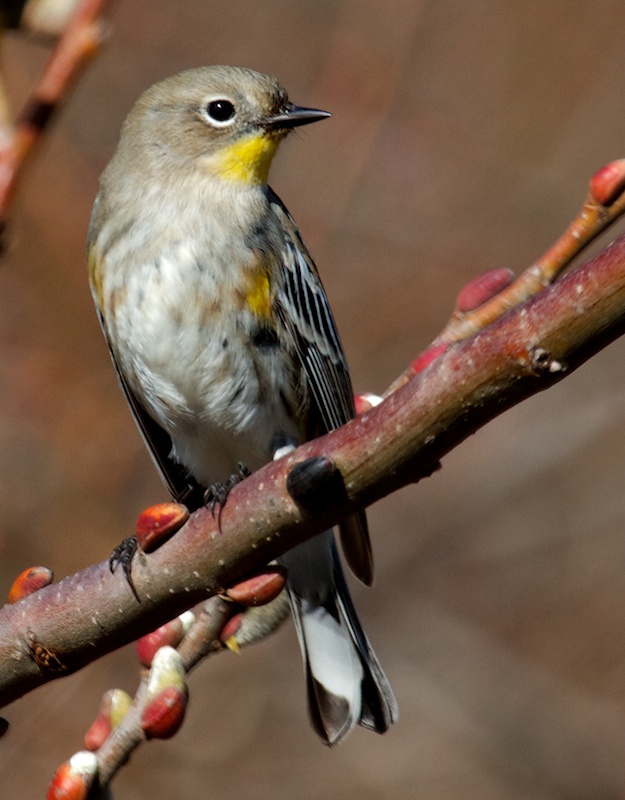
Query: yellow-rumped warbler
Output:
[[88, 65, 397, 745]]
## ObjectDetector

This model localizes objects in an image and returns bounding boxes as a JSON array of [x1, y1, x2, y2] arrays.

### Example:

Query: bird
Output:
[[87, 65, 397, 745]]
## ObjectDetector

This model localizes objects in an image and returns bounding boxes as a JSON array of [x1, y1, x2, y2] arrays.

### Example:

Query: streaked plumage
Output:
[[88, 65, 397, 744]]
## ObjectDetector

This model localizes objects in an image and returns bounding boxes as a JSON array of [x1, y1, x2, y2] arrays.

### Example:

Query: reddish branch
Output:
[[0, 0, 111, 223], [387, 159, 625, 394], [2, 226, 625, 712]]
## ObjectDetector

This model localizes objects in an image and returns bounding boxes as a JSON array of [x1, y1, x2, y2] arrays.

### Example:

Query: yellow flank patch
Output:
[[214, 133, 278, 185], [245, 269, 273, 318], [87, 248, 104, 308]]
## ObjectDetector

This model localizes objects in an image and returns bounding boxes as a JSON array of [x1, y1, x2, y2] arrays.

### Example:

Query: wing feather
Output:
[[269, 191, 373, 584], [95, 308, 204, 508]]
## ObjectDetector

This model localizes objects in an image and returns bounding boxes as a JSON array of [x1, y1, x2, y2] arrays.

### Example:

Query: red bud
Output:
[[354, 392, 383, 415], [136, 502, 189, 552], [84, 689, 131, 751], [47, 752, 97, 800], [8, 566, 53, 603], [224, 568, 287, 607], [220, 612, 244, 646], [141, 647, 188, 738], [455, 268, 515, 312], [84, 715, 110, 753], [589, 159, 625, 207], [141, 685, 188, 739], [136, 616, 188, 667], [410, 342, 448, 375]]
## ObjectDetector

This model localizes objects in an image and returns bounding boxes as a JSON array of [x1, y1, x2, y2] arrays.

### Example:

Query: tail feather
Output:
[[279, 531, 397, 746]]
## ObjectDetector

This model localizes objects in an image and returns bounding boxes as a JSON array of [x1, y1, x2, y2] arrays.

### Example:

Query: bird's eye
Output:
[[205, 99, 236, 125]]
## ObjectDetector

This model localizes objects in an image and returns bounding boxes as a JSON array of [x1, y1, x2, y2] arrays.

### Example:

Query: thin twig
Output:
[[386, 159, 625, 394], [0, 0, 111, 226]]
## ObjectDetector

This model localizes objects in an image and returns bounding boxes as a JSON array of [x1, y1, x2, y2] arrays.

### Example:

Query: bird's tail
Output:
[[279, 531, 398, 745]]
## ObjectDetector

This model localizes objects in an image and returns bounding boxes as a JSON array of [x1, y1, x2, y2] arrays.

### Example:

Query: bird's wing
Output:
[[269, 190, 373, 585], [94, 307, 205, 508]]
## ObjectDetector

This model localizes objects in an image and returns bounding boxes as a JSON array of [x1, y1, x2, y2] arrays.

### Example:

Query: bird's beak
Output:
[[262, 102, 331, 130]]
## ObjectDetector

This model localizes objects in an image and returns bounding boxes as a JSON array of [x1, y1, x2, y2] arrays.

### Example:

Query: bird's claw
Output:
[[109, 535, 139, 599], [203, 463, 251, 521]]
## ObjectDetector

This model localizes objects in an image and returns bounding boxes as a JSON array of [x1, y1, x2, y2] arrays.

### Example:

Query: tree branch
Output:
[[0, 0, 111, 231], [2, 226, 625, 709]]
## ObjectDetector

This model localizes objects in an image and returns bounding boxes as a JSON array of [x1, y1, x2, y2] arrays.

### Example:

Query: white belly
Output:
[[106, 245, 302, 485]]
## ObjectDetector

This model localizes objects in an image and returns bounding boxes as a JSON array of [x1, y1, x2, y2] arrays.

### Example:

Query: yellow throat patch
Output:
[[213, 132, 278, 186]]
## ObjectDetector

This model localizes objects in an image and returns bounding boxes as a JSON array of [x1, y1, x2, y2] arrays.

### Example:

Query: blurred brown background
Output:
[[3, 1, 625, 797]]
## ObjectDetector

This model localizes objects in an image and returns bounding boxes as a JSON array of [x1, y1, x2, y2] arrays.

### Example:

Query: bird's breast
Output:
[[102, 234, 300, 470]]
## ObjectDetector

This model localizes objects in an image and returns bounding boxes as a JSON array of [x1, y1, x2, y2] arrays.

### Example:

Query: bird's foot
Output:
[[109, 535, 139, 599], [203, 463, 251, 523]]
